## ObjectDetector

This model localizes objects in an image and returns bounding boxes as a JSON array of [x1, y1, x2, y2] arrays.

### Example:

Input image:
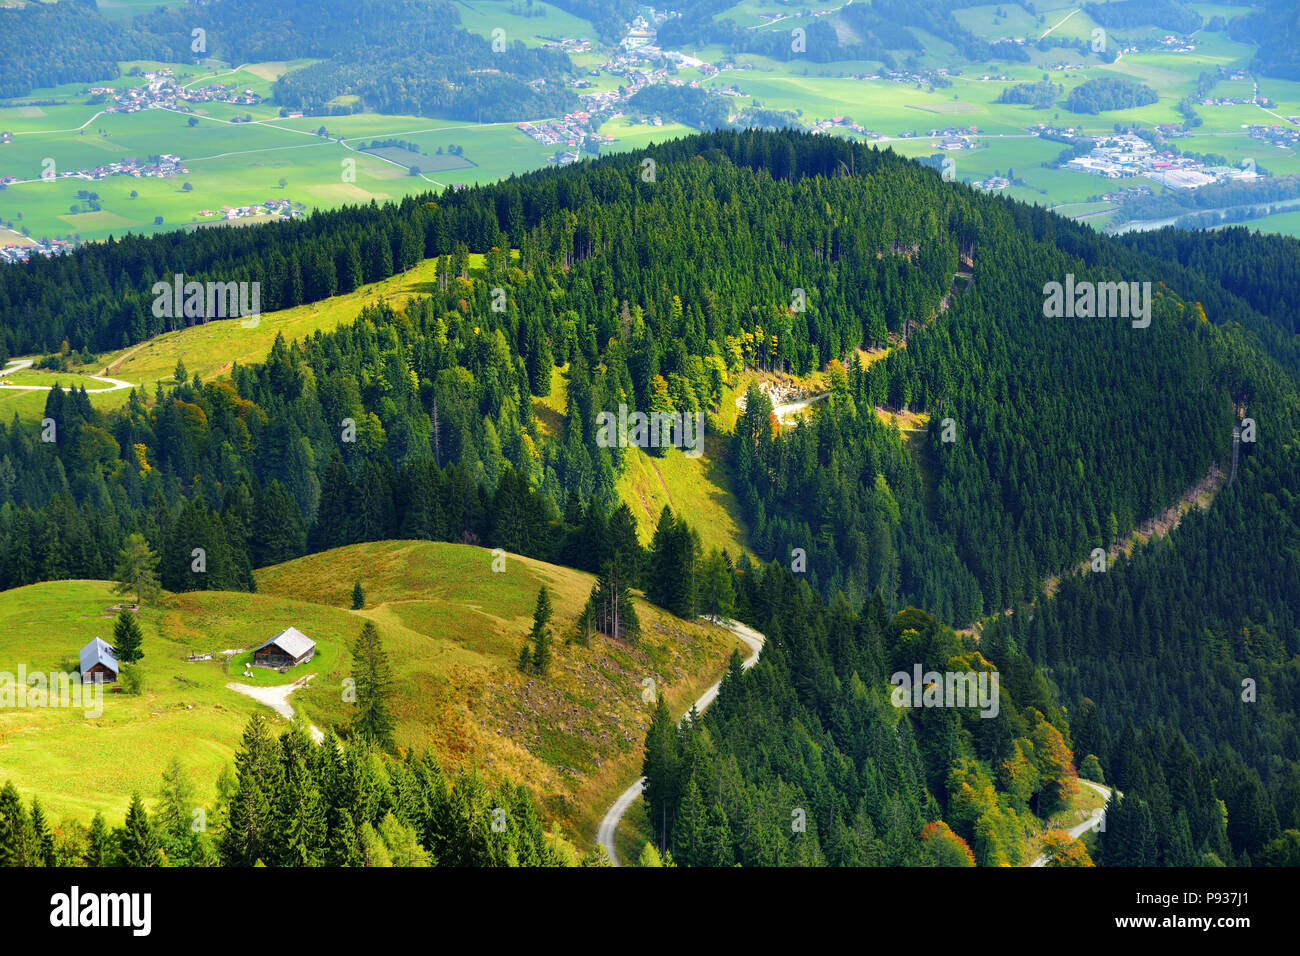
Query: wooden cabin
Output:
[[252, 627, 316, 668], [79, 637, 119, 683]]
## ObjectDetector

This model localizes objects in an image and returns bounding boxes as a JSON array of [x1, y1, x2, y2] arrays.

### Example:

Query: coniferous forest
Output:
[[1, 128, 1299, 869]]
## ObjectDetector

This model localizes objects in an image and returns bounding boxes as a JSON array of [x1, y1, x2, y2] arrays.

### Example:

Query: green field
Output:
[[453, 0, 598, 46], [0, 1, 1293, 250], [0, 541, 745, 844], [0, 61, 568, 242], [1213, 207, 1300, 238]]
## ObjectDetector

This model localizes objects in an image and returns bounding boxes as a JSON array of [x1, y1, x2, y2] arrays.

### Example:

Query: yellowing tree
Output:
[[1040, 829, 1093, 867], [1028, 708, 1078, 809]]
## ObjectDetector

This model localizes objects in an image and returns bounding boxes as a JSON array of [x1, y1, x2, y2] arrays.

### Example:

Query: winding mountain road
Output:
[[0, 359, 136, 394], [596, 617, 765, 866], [1029, 780, 1113, 866], [225, 674, 325, 743]]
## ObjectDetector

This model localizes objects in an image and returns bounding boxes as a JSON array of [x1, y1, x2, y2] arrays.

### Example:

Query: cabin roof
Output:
[[79, 637, 119, 675], [253, 626, 316, 659]]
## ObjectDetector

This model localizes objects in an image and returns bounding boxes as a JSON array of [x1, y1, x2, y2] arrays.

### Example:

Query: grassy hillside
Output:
[[0, 252, 483, 424], [0, 579, 272, 824], [0, 541, 744, 846], [257, 541, 746, 844]]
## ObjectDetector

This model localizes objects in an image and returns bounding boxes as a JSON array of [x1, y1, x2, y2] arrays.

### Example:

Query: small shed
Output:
[[252, 627, 316, 669], [79, 637, 119, 683]]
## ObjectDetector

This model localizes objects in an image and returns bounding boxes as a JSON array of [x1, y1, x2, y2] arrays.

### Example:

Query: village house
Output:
[[79, 637, 119, 683], [252, 627, 316, 668]]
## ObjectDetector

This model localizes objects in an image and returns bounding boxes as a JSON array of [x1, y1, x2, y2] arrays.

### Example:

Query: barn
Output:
[[252, 627, 316, 668], [79, 637, 119, 683]]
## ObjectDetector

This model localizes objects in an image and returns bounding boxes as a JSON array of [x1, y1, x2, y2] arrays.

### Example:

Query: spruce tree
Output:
[[352, 579, 365, 609], [647, 506, 677, 608], [642, 694, 679, 849], [270, 737, 327, 866], [112, 533, 160, 606], [571, 600, 596, 648], [220, 716, 279, 866], [351, 620, 396, 748], [529, 585, 553, 676], [29, 798, 55, 867], [606, 503, 643, 584], [0, 782, 33, 866], [117, 792, 162, 867], [327, 807, 362, 867], [673, 774, 707, 867], [590, 557, 640, 643], [155, 756, 196, 864], [700, 549, 736, 620], [112, 608, 144, 664], [85, 811, 112, 866]]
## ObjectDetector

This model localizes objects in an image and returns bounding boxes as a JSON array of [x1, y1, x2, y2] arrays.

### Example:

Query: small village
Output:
[[1062, 131, 1261, 189], [0, 237, 75, 263], [194, 197, 301, 222], [87, 67, 263, 114]]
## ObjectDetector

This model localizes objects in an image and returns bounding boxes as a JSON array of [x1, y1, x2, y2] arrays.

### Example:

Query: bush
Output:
[[119, 664, 145, 696], [1079, 753, 1105, 783]]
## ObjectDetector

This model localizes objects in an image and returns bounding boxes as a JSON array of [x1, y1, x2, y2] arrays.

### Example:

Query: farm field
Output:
[[453, 0, 599, 46], [0, 2, 1294, 251], [0, 541, 746, 845], [0, 64, 565, 243], [1212, 207, 1300, 238]]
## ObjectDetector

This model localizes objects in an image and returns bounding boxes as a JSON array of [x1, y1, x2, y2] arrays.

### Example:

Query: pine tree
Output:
[[352, 579, 365, 610], [29, 798, 55, 867], [642, 694, 679, 850], [112, 533, 160, 606], [85, 811, 113, 866], [117, 792, 162, 866], [351, 620, 395, 748], [220, 716, 279, 866], [0, 782, 33, 866], [113, 608, 144, 664], [327, 807, 362, 867], [529, 585, 553, 676]]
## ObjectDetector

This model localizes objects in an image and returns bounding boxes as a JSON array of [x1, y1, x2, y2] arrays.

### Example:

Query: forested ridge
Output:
[[1, 129, 1298, 866], [641, 567, 1082, 866]]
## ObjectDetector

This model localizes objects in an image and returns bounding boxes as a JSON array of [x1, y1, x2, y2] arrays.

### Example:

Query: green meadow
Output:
[[0, 2, 1293, 249], [453, 0, 598, 46], [0, 542, 745, 845]]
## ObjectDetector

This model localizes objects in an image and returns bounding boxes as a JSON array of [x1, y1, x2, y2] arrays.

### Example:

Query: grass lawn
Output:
[[0, 541, 746, 850], [453, 0, 600, 46]]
